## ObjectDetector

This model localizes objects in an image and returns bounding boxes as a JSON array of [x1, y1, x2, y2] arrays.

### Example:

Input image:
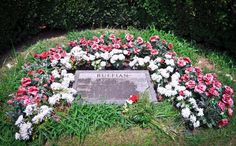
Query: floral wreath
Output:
[[8, 33, 234, 140]]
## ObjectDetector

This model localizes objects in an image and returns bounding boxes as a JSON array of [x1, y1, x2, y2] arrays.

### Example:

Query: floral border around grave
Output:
[[7, 33, 234, 140]]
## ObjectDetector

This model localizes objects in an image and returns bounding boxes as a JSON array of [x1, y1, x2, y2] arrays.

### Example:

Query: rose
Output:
[[218, 101, 226, 111], [125, 34, 134, 42], [218, 118, 228, 128], [40, 51, 49, 59], [137, 37, 144, 44], [194, 84, 206, 94], [185, 80, 196, 89], [28, 86, 39, 96], [21, 77, 31, 87], [168, 43, 173, 49], [149, 35, 160, 42]]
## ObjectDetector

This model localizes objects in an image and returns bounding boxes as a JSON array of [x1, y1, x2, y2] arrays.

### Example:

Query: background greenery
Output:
[[1, 0, 235, 56]]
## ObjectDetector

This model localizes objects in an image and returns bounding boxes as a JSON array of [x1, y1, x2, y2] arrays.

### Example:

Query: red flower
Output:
[[125, 34, 134, 42], [228, 108, 233, 117], [128, 95, 139, 103], [79, 37, 87, 46], [16, 86, 27, 96], [34, 54, 41, 59], [37, 69, 45, 74], [218, 101, 226, 111], [180, 74, 190, 82], [218, 118, 228, 128], [149, 35, 160, 42], [213, 81, 222, 89], [28, 86, 39, 96], [207, 87, 219, 97], [137, 37, 144, 44], [185, 80, 196, 89], [21, 77, 31, 87], [168, 43, 173, 49], [40, 51, 49, 59]]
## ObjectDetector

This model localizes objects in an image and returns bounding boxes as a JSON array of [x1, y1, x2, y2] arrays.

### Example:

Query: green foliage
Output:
[[1, 0, 235, 56]]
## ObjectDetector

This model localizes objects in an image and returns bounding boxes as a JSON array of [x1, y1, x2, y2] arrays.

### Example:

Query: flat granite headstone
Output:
[[73, 70, 157, 104]]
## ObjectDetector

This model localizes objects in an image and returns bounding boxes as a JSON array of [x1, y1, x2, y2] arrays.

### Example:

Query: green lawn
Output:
[[0, 28, 235, 146]]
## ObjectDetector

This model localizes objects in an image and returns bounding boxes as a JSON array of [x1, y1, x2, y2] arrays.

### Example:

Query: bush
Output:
[[0, 0, 235, 55]]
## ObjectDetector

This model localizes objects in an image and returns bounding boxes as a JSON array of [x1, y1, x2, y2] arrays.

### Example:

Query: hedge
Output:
[[0, 0, 235, 55]]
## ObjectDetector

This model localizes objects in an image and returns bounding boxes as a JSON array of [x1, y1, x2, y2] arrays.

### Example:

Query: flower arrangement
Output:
[[7, 33, 234, 140]]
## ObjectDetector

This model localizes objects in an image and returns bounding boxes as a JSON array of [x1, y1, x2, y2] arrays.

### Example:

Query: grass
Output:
[[0, 27, 236, 146]]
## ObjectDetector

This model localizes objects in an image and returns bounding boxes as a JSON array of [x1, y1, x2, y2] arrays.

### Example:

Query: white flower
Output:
[[94, 52, 100, 58], [165, 59, 175, 66], [183, 90, 192, 97], [190, 115, 197, 123], [51, 82, 63, 90], [89, 55, 95, 61], [181, 108, 191, 118], [15, 132, 20, 140], [17, 122, 32, 140], [129, 60, 137, 67], [71, 46, 82, 53], [32, 106, 52, 124], [151, 73, 162, 82], [51, 69, 60, 78], [176, 86, 186, 91], [61, 69, 67, 76], [6, 63, 13, 69], [110, 58, 116, 64], [148, 62, 158, 71], [143, 56, 150, 63], [177, 96, 184, 101], [138, 58, 145, 66], [159, 69, 170, 78], [51, 60, 58, 67], [24, 104, 37, 116], [155, 57, 163, 63], [123, 50, 129, 55], [165, 54, 172, 59], [48, 94, 61, 105], [193, 121, 200, 128], [15, 115, 24, 126], [118, 54, 125, 60], [166, 66, 174, 73], [101, 52, 110, 60], [197, 108, 204, 117], [100, 61, 106, 67], [165, 84, 172, 90]]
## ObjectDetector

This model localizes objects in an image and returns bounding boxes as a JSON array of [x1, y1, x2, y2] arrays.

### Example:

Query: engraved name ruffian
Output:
[[96, 73, 130, 78]]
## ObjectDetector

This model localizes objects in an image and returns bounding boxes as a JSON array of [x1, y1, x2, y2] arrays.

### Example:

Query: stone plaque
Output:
[[73, 70, 156, 104]]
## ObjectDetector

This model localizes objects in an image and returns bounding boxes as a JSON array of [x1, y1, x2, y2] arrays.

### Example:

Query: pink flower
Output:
[[203, 73, 214, 85], [177, 58, 187, 67], [7, 100, 13, 104], [146, 42, 153, 50], [222, 94, 234, 107], [228, 108, 233, 117], [197, 74, 204, 83], [227, 98, 234, 107], [149, 35, 160, 42], [34, 54, 41, 59], [168, 43, 173, 49], [68, 41, 78, 47], [91, 43, 99, 50], [207, 87, 219, 97], [180, 74, 190, 82], [218, 101, 226, 111], [21, 77, 31, 87], [218, 118, 228, 128], [93, 36, 100, 44], [23, 97, 31, 106], [224, 86, 234, 95], [185, 80, 196, 89], [150, 49, 158, 55], [194, 67, 202, 75], [134, 48, 140, 54], [162, 40, 166, 45], [28, 86, 39, 96], [213, 81, 222, 89], [194, 84, 206, 94], [17, 86, 27, 96], [79, 38, 87, 46], [109, 34, 116, 40], [113, 43, 121, 49], [128, 41, 134, 47], [125, 34, 134, 42], [137, 37, 144, 44]]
